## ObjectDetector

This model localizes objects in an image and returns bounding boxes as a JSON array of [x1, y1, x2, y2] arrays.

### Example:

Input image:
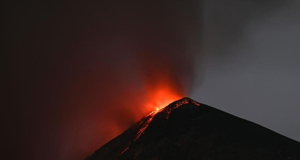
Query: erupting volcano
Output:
[[86, 98, 300, 160]]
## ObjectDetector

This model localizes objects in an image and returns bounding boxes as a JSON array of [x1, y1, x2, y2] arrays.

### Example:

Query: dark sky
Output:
[[3, 0, 300, 160]]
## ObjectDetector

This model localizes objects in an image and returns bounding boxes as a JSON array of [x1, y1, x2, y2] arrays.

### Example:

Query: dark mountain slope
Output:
[[86, 97, 300, 160]]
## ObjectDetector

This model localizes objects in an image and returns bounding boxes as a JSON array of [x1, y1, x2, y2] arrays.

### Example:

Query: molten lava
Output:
[[135, 86, 183, 138], [134, 111, 157, 141], [133, 88, 182, 142], [120, 97, 201, 156], [136, 82, 185, 140], [119, 92, 183, 156], [138, 97, 201, 141]]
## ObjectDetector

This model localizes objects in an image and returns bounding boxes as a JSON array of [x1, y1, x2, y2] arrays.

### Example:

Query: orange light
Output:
[[144, 86, 183, 114], [131, 86, 183, 146], [120, 76, 185, 155]]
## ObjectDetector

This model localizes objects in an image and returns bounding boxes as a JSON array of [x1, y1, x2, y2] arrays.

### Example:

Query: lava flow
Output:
[[137, 87, 183, 139], [120, 105, 162, 155], [120, 95, 180, 156], [120, 97, 201, 156], [134, 85, 183, 139], [135, 97, 201, 142], [134, 108, 161, 141]]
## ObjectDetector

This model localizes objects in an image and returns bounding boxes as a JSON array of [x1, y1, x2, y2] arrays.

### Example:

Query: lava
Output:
[[135, 97, 201, 141], [120, 97, 201, 156], [137, 98, 201, 141], [120, 96, 177, 156], [120, 109, 161, 156], [134, 111, 158, 141], [137, 86, 183, 137], [162, 97, 200, 119], [144, 87, 184, 113]]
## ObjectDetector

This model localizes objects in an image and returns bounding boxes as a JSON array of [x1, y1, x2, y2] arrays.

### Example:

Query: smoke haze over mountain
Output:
[[2, 0, 300, 160]]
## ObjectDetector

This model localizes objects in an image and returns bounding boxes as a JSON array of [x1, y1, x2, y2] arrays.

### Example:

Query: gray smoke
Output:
[[190, 0, 300, 142]]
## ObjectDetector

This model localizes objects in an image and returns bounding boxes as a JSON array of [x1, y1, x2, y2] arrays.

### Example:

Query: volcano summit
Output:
[[86, 98, 300, 160]]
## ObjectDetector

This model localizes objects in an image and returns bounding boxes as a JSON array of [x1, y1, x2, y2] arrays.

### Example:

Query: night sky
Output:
[[3, 0, 300, 160]]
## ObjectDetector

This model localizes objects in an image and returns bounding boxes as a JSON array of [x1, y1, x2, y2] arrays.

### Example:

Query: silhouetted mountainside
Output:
[[86, 97, 300, 160]]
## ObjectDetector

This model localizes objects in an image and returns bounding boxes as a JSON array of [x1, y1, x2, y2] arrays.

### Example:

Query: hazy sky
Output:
[[191, 0, 300, 142], [3, 0, 300, 160]]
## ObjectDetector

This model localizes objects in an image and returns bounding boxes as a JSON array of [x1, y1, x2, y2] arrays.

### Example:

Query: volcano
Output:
[[86, 97, 300, 160]]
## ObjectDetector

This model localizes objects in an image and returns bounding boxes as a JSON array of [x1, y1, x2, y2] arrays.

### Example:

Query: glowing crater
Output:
[[120, 97, 200, 156]]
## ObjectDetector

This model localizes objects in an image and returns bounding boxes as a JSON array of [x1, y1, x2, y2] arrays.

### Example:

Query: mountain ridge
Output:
[[86, 97, 300, 160]]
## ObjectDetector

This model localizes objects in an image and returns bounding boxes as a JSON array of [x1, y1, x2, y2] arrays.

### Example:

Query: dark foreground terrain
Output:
[[86, 98, 300, 160]]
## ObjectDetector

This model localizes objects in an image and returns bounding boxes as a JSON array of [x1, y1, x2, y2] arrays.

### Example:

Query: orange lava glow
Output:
[[144, 88, 184, 114], [120, 89, 182, 156], [120, 87, 191, 156], [133, 85, 183, 140]]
